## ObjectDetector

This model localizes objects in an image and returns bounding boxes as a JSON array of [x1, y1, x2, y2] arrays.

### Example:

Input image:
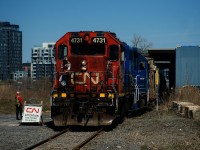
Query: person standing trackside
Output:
[[15, 91, 23, 120]]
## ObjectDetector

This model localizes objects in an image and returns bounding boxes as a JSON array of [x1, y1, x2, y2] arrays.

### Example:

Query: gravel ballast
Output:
[[1, 109, 200, 150]]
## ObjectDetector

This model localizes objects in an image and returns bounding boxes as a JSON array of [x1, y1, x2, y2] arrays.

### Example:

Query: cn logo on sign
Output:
[[26, 107, 40, 113], [22, 106, 43, 123]]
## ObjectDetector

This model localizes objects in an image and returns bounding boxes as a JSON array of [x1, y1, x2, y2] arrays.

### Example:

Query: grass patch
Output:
[[0, 99, 15, 114], [0, 78, 51, 114]]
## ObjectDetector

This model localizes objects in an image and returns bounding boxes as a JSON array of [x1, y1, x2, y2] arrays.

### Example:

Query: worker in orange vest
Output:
[[15, 91, 23, 120]]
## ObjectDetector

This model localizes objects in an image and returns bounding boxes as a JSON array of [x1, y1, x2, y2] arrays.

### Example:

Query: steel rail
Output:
[[72, 128, 103, 150], [24, 128, 69, 150]]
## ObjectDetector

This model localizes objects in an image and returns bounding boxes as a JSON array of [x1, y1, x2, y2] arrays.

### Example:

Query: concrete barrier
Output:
[[172, 101, 200, 120]]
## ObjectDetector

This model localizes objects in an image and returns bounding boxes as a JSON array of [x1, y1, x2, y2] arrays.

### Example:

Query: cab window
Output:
[[139, 62, 145, 70], [109, 45, 118, 61], [58, 44, 68, 60]]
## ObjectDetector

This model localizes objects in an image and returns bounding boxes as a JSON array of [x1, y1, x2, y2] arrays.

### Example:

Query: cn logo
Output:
[[26, 107, 40, 113], [71, 72, 99, 84]]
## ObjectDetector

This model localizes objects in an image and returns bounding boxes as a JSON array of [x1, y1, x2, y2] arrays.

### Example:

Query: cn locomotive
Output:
[[51, 31, 158, 126]]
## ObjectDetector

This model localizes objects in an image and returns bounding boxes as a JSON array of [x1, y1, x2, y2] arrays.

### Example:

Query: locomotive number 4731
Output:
[[92, 37, 106, 44], [70, 37, 83, 44]]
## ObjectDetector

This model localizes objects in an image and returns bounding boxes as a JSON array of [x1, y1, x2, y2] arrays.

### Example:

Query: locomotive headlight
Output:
[[82, 60, 86, 66], [81, 60, 87, 71], [61, 80, 66, 86], [108, 93, 114, 99]]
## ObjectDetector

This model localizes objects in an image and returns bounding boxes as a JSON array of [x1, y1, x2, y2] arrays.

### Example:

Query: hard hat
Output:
[[16, 91, 20, 94]]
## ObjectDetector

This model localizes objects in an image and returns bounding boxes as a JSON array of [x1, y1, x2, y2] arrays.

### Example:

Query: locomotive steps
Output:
[[172, 101, 200, 120]]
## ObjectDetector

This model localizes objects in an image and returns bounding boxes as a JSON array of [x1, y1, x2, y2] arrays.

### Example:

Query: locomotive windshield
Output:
[[71, 44, 105, 55], [58, 44, 68, 60]]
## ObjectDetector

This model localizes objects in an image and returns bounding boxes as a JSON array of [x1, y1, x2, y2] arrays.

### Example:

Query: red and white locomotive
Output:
[[51, 31, 158, 126]]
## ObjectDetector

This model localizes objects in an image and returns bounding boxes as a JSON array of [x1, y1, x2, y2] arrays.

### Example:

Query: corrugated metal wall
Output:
[[176, 46, 200, 87]]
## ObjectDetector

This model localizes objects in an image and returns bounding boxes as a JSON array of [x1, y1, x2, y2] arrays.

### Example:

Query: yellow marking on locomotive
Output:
[[100, 93, 105, 98], [155, 69, 159, 86], [61, 93, 67, 98]]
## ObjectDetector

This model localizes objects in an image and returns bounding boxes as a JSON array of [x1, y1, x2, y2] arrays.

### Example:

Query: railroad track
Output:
[[24, 128, 103, 150], [72, 128, 103, 150], [24, 128, 69, 150]]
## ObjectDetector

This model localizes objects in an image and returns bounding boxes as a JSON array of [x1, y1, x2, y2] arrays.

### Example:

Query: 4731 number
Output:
[[70, 38, 82, 44], [92, 37, 106, 44]]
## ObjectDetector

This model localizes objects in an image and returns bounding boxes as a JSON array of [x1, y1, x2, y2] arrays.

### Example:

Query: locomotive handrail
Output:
[[135, 75, 140, 102], [110, 69, 119, 109], [123, 73, 140, 103]]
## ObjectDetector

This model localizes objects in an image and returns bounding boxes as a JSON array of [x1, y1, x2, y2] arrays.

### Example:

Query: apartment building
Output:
[[0, 22, 22, 80], [31, 43, 55, 80]]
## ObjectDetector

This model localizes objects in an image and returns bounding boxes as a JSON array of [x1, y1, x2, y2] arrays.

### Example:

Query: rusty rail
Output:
[[72, 128, 103, 150], [24, 128, 69, 150]]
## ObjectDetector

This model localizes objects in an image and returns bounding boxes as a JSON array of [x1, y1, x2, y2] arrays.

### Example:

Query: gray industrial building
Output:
[[0, 22, 22, 80], [147, 48, 175, 91], [31, 43, 55, 81], [148, 46, 200, 90], [176, 46, 200, 87]]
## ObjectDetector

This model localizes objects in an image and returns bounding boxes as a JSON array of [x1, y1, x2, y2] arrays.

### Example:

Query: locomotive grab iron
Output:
[[51, 31, 159, 126]]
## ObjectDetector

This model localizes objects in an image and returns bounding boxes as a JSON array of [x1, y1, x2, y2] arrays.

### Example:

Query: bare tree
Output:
[[132, 34, 153, 52]]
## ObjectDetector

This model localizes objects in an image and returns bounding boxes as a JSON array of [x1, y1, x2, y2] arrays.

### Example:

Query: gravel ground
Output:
[[34, 131, 97, 150], [0, 113, 57, 150], [1, 108, 200, 150], [83, 109, 200, 150]]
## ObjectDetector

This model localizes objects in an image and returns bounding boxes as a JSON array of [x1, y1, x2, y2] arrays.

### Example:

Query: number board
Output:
[[92, 37, 106, 44], [70, 37, 83, 44]]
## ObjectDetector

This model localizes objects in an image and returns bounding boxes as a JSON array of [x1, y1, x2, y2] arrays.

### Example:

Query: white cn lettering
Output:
[[71, 72, 99, 84]]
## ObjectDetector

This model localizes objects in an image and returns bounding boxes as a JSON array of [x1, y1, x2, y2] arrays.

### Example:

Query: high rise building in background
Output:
[[0, 22, 22, 80], [31, 42, 55, 81]]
